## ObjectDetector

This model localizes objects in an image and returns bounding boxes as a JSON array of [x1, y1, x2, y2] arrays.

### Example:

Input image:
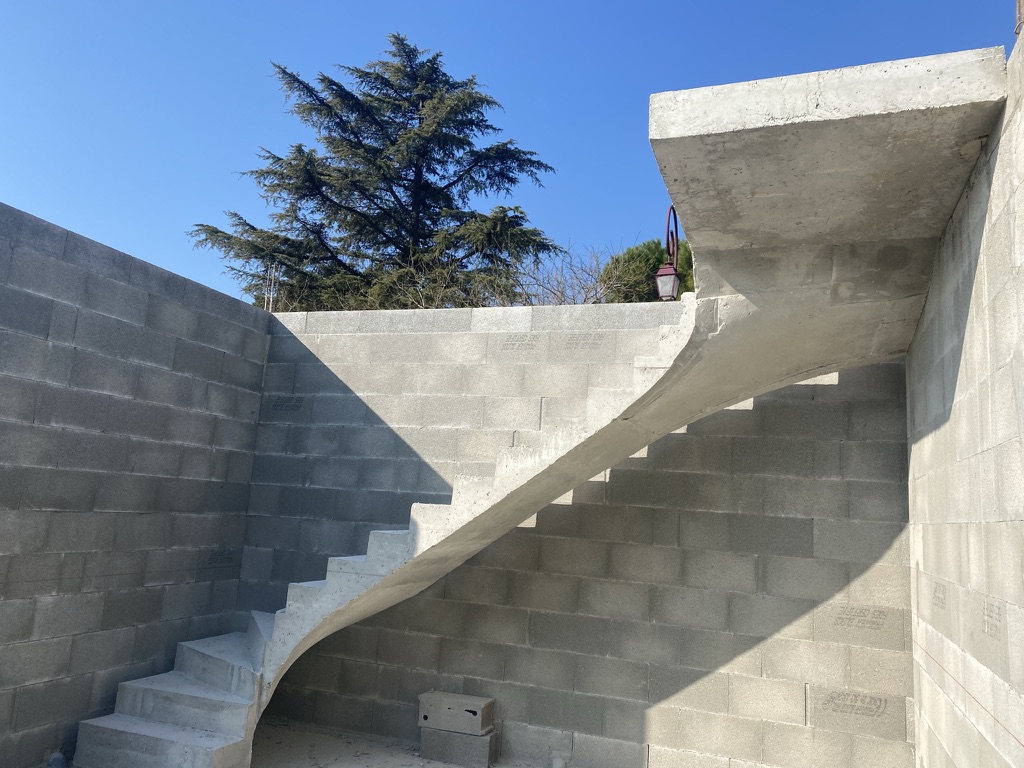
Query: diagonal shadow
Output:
[[238, 320, 455, 613]]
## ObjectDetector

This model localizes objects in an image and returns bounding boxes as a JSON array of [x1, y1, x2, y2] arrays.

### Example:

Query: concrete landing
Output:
[[651, 47, 1006, 251]]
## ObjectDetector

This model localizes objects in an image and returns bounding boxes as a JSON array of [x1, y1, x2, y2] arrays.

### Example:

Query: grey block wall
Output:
[[267, 362, 913, 768], [242, 303, 685, 613], [0, 203, 269, 766], [903, 41, 1024, 768]]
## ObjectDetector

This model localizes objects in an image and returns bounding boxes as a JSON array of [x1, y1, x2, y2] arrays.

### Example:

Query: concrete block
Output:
[[31, 593, 104, 639], [420, 727, 497, 767], [851, 735, 915, 768], [607, 620, 681, 666], [679, 627, 761, 675], [651, 585, 729, 630], [0, 421, 60, 467], [530, 611, 608, 656], [13, 674, 92, 731], [377, 629, 440, 671], [730, 515, 814, 557], [574, 654, 649, 701], [0, 373, 36, 423], [682, 549, 757, 593], [677, 510, 730, 550], [503, 646, 575, 691], [572, 733, 647, 768], [62, 231, 132, 281], [728, 674, 807, 724], [843, 441, 906, 482], [444, 566, 510, 606], [172, 338, 224, 380], [370, 699, 419, 742], [506, 571, 577, 612], [761, 555, 850, 601], [100, 587, 165, 629], [728, 593, 815, 639], [813, 520, 908, 565], [0, 598, 35, 643], [578, 578, 651, 621], [457, 603, 529, 645], [0, 636, 72, 688], [648, 666, 729, 713], [608, 543, 681, 584], [850, 647, 913, 696], [33, 382, 111, 431], [762, 722, 853, 768], [529, 686, 604, 735], [68, 627, 135, 674], [813, 603, 907, 651], [69, 348, 137, 397], [763, 476, 849, 518], [9, 245, 88, 305], [0, 282, 53, 338], [576, 505, 654, 544], [645, 705, 763, 761], [762, 637, 850, 687], [499, 721, 573, 765], [732, 436, 816, 477], [468, 531, 540, 571], [438, 638, 505, 681], [808, 686, 907, 741], [220, 354, 263, 390], [418, 691, 494, 735]]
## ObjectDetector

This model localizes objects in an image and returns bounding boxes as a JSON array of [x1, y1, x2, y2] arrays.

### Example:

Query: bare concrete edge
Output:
[[650, 47, 1006, 140]]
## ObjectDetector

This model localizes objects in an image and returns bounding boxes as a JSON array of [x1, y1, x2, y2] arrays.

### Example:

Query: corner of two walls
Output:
[[904, 43, 1024, 768], [0, 204, 269, 766]]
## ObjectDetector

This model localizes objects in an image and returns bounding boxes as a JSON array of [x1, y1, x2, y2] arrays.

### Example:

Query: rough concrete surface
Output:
[[252, 719, 528, 768]]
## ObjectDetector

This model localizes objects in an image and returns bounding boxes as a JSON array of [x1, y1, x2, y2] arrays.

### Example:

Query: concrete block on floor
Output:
[[418, 691, 494, 735], [420, 725, 498, 766]]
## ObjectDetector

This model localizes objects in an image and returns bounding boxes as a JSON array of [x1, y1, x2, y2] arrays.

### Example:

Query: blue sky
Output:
[[0, 1, 1016, 300]]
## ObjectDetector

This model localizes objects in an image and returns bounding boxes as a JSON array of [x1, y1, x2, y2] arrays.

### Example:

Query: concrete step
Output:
[[174, 633, 257, 700], [74, 713, 248, 768], [246, 610, 275, 668], [115, 671, 250, 737]]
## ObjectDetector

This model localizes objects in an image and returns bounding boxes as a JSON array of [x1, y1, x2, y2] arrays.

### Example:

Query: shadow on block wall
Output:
[[263, 363, 912, 768], [238, 323, 453, 613]]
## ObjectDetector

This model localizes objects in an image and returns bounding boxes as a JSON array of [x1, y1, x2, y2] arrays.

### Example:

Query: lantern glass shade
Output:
[[654, 262, 680, 301]]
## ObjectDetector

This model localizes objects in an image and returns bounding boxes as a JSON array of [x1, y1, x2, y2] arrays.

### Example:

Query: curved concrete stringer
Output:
[[73, 46, 1007, 768]]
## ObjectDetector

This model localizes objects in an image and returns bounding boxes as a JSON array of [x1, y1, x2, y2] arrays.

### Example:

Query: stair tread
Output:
[[121, 671, 249, 704], [80, 713, 242, 747], [179, 632, 255, 672]]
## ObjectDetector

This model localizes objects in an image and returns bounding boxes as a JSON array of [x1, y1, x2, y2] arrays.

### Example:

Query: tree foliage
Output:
[[598, 238, 694, 303], [191, 34, 560, 311]]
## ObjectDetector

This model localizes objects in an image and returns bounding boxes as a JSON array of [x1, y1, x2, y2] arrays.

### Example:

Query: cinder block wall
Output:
[[267, 362, 913, 768], [242, 304, 685, 612], [904, 42, 1024, 768], [0, 204, 269, 765]]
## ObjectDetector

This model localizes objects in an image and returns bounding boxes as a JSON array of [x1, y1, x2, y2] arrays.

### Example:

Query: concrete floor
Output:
[[251, 718, 468, 768]]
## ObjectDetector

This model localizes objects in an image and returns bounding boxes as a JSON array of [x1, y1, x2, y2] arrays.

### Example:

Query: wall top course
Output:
[[0, 202, 270, 333], [274, 301, 688, 337]]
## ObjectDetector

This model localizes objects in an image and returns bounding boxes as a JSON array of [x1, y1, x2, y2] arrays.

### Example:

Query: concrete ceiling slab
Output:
[[651, 48, 1007, 250]]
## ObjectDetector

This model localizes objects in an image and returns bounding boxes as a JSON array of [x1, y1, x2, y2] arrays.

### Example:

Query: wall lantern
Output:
[[655, 205, 682, 301]]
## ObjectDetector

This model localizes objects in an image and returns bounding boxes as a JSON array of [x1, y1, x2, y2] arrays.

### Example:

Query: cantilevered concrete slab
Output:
[[651, 48, 1006, 251]]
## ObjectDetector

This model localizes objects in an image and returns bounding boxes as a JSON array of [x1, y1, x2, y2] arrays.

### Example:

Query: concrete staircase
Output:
[[73, 303, 703, 768], [73, 47, 1005, 768]]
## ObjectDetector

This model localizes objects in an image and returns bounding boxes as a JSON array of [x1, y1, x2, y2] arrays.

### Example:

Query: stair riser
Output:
[[115, 685, 250, 738], [74, 722, 250, 768], [175, 646, 257, 700]]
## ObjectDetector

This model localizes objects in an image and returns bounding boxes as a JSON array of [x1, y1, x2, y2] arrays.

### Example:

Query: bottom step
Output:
[[75, 714, 249, 768]]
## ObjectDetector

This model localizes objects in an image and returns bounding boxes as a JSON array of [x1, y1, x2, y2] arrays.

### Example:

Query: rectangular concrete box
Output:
[[420, 726, 498, 767], [419, 691, 494, 735]]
